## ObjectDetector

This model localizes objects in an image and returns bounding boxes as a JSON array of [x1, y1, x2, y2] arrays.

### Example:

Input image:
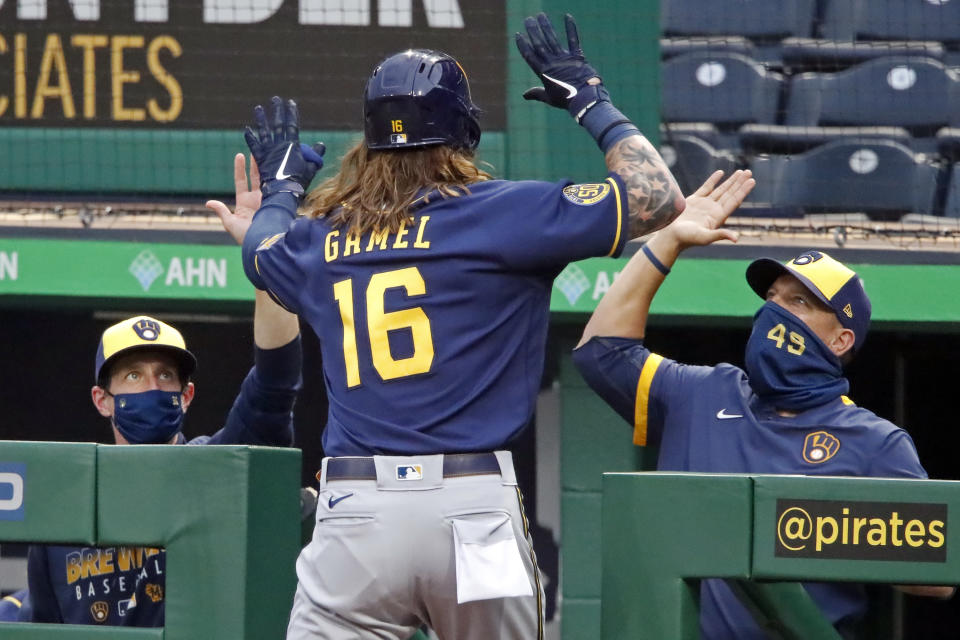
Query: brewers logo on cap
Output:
[[132, 319, 161, 341], [94, 315, 197, 384]]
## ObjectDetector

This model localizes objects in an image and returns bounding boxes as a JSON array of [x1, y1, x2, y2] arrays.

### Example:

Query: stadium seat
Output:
[[739, 125, 912, 155], [660, 0, 817, 64], [659, 134, 739, 196], [747, 139, 942, 218], [821, 0, 960, 46], [662, 122, 726, 149], [661, 0, 817, 40], [660, 36, 757, 61], [944, 164, 960, 218], [781, 38, 945, 70], [736, 56, 960, 155], [661, 52, 785, 128], [936, 128, 960, 162], [784, 57, 960, 133]]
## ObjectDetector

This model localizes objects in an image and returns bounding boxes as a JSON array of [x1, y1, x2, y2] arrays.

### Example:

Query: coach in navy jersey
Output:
[[572, 170, 954, 639], [218, 12, 685, 640], [26, 158, 303, 627]]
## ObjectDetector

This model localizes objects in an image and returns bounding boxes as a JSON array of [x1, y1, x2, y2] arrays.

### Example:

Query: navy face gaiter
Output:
[[111, 390, 184, 444], [744, 302, 849, 411]]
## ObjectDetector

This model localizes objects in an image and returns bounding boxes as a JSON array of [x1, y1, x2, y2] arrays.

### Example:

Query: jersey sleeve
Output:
[[241, 193, 310, 314], [573, 336, 711, 447], [867, 429, 929, 479], [194, 336, 302, 446], [495, 173, 629, 270]]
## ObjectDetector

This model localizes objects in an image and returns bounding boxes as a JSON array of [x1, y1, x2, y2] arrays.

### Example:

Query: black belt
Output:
[[324, 452, 501, 481]]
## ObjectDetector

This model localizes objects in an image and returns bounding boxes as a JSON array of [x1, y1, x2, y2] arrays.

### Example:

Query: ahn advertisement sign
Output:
[[0, 0, 505, 129]]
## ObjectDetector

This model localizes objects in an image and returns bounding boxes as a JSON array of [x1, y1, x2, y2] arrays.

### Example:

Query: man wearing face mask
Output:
[[571, 170, 953, 639], [23, 156, 304, 627]]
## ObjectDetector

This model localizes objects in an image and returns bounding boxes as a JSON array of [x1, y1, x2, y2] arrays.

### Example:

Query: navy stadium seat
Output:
[[739, 57, 960, 155], [944, 164, 960, 217], [781, 38, 945, 70], [660, 36, 757, 61], [663, 122, 725, 150], [784, 57, 960, 133], [661, 52, 784, 128], [739, 125, 913, 155], [747, 139, 942, 217], [662, 0, 817, 39], [659, 134, 739, 196], [936, 128, 960, 162], [821, 0, 960, 46]]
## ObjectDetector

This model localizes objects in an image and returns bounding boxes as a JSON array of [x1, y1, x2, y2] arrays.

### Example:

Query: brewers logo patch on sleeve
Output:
[[562, 183, 611, 206]]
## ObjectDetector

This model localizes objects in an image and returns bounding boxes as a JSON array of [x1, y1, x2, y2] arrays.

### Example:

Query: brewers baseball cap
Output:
[[94, 316, 197, 385], [745, 250, 872, 351]]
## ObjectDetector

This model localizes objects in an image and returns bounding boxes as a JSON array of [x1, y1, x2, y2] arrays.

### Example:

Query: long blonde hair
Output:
[[303, 141, 492, 235]]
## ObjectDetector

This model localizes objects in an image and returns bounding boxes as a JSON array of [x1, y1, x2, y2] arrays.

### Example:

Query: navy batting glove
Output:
[[244, 96, 325, 198], [515, 13, 610, 122]]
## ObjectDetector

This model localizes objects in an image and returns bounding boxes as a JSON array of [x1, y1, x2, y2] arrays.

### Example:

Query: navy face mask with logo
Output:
[[111, 390, 185, 444], [744, 302, 849, 411]]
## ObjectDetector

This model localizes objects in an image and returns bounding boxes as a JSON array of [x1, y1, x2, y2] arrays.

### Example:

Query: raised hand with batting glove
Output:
[[244, 96, 325, 198], [516, 12, 685, 240], [516, 12, 640, 154], [515, 13, 607, 123]]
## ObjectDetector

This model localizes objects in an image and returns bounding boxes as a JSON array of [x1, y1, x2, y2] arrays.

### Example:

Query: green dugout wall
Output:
[[0, 442, 301, 639], [602, 473, 960, 639]]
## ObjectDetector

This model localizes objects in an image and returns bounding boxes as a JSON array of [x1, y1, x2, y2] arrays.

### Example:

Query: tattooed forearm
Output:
[[605, 135, 685, 239]]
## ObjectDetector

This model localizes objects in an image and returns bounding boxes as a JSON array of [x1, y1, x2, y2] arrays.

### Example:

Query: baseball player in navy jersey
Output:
[[572, 170, 955, 639], [25, 159, 304, 628], [215, 12, 685, 640]]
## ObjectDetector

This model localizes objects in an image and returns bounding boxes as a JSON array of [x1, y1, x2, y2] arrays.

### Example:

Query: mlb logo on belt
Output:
[[396, 464, 423, 481]]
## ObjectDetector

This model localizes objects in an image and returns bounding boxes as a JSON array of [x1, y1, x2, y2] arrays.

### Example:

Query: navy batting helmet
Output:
[[364, 49, 481, 151]]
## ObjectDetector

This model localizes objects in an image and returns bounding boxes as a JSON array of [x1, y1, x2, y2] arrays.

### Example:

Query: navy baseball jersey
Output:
[[572, 336, 927, 639], [244, 176, 627, 456], [27, 340, 301, 627]]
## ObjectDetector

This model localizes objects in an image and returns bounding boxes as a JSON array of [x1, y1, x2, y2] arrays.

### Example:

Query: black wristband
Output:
[[642, 244, 670, 276]]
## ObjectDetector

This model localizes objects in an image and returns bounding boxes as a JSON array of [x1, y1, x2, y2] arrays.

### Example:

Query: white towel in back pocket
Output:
[[451, 512, 533, 604]]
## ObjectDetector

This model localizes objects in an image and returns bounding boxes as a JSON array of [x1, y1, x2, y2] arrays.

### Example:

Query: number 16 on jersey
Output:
[[333, 266, 435, 387]]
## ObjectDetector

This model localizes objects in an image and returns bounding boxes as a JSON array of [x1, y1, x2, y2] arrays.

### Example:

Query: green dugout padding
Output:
[[602, 472, 960, 639], [0, 442, 301, 640]]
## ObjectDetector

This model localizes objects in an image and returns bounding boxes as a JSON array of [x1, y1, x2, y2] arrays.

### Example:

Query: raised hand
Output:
[[206, 153, 262, 245], [515, 13, 607, 121], [243, 96, 325, 198], [663, 170, 755, 251]]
